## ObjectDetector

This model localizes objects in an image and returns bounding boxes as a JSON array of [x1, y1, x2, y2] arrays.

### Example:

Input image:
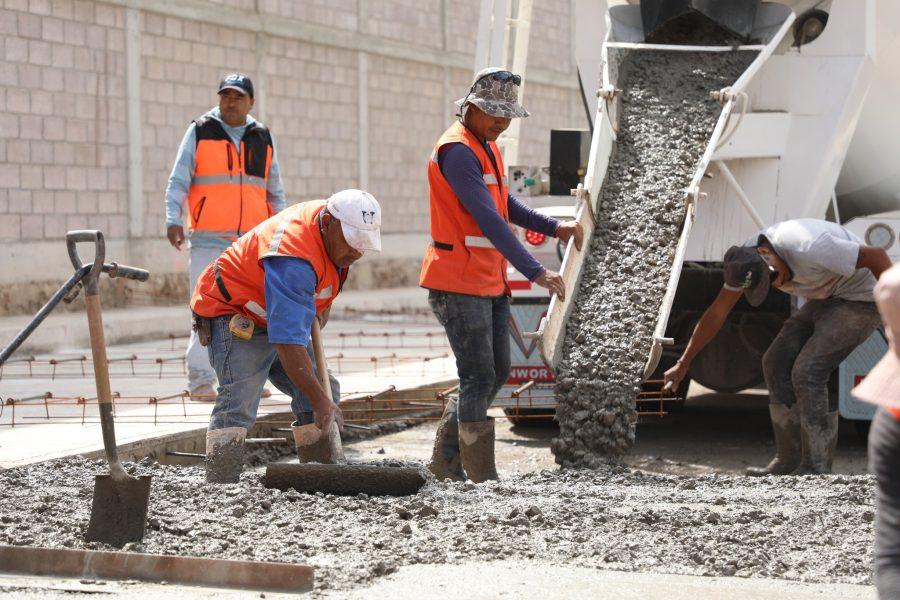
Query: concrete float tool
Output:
[[264, 319, 427, 496], [0, 230, 152, 546]]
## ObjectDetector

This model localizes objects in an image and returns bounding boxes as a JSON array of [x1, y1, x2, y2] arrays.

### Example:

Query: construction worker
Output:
[[190, 190, 381, 478], [421, 68, 583, 483], [853, 263, 900, 599], [664, 218, 892, 475], [165, 73, 285, 402]]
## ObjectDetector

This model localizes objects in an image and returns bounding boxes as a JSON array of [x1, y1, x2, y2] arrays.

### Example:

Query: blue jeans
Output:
[[206, 315, 339, 431], [428, 290, 511, 423]]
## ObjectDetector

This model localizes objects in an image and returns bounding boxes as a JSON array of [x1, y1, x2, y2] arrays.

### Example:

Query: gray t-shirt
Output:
[[748, 219, 875, 302]]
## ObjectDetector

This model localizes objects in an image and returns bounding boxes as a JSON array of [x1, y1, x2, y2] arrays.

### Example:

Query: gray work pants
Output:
[[762, 298, 880, 415], [186, 245, 223, 390], [870, 408, 900, 600]]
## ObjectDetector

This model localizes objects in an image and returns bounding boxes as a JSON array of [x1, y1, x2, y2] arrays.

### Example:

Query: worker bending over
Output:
[[421, 68, 583, 483], [665, 218, 891, 475], [191, 190, 381, 478], [853, 263, 900, 598]]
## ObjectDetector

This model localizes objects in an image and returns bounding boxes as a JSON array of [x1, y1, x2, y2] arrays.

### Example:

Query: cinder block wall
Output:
[[0, 0, 585, 315]]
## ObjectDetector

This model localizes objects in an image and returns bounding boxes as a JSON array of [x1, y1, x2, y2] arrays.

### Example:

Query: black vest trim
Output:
[[193, 116, 273, 179]]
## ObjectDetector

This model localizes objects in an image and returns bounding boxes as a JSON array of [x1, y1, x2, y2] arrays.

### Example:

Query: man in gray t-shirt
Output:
[[750, 219, 876, 302], [664, 218, 892, 475]]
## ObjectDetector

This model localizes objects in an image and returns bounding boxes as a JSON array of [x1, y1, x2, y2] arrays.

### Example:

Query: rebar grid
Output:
[[0, 381, 680, 427]]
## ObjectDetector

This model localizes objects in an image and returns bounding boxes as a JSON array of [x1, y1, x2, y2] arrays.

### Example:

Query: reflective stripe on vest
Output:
[[190, 200, 347, 327], [419, 121, 510, 296], [481, 174, 510, 187], [465, 235, 495, 249], [244, 300, 266, 320], [192, 174, 268, 189]]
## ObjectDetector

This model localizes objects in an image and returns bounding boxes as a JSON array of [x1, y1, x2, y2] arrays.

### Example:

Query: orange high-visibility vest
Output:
[[419, 121, 510, 296], [191, 200, 347, 328], [186, 116, 274, 241], [890, 407, 900, 420]]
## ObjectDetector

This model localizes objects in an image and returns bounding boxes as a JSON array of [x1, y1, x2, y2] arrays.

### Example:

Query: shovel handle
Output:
[[85, 284, 125, 478], [310, 318, 332, 403], [66, 230, 105, 296]]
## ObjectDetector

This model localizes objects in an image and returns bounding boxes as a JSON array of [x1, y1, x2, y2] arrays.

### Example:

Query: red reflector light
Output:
[[524, 230, 546, 246]]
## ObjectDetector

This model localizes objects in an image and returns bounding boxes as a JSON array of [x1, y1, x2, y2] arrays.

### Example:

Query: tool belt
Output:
[[192, 312, 212, 347]]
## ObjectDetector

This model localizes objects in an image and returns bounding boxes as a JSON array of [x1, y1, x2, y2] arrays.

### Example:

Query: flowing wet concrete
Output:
[[552, 49, 757, 468]]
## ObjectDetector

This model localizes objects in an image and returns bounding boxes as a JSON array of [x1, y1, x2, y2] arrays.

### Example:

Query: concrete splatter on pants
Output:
[[870, 408, 900, 600], [762, 298, 880, 414], [428, 290, 510, 423], [205, 315, 340, 431], [186, 245, 225, 391]]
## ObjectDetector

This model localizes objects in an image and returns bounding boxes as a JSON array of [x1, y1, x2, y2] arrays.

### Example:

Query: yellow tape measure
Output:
[[229, 314, 254, 340]]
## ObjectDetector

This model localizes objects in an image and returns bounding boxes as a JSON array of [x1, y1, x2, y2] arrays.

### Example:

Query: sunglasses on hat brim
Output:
[[474, 70, 521, 88]]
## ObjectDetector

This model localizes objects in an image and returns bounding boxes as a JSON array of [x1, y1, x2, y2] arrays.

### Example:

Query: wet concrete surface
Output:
[[0, 389, 875, 596], [553, 49, 757, 468]]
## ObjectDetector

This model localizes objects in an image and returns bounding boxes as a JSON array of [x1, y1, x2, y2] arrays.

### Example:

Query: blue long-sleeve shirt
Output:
[[438, 141, 560, 281], [165, 107, 286, 250], [262, 256, 317, 346]]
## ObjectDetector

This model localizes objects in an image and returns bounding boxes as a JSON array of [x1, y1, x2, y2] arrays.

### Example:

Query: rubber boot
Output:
[[428, 399, 465, 481], [292, 421, 345, 464], [205, 426, 246, 484], [458, 418, 499, 483], [792, 410, 839, 475], [746, 404, 801, 476]]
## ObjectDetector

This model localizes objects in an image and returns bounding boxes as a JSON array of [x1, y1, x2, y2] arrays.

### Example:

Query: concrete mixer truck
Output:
[[498, 0, 900, 427]]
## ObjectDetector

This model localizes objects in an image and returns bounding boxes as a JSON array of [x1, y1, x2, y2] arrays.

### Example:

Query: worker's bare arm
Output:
[[274, 343, 343, 431], [663, 287, 742, 388], [857, 245, 893, 280]]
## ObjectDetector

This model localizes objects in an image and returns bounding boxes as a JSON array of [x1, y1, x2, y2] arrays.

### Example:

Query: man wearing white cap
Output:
[[853, 264, 900, 599], [190, 190, 381, 480]]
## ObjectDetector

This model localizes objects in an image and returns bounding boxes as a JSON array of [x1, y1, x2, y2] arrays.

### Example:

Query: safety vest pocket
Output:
[[192, 196, 207, 226]]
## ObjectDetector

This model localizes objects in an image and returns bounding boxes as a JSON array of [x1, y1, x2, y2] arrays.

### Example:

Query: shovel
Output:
[[66, 231, 152, 547], [293, 318, 345, 463]]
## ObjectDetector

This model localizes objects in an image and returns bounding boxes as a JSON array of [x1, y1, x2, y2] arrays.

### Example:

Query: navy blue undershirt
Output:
[[438, 141, 559, 281]]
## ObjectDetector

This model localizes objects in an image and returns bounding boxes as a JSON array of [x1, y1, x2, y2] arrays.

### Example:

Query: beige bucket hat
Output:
[[852, 263, 900, 410]]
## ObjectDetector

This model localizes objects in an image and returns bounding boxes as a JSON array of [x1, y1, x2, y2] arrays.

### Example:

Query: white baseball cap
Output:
[[325, 189, 382, 253]]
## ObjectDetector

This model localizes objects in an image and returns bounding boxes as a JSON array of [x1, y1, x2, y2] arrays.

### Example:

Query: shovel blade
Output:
[[84, 475, 152, 547]]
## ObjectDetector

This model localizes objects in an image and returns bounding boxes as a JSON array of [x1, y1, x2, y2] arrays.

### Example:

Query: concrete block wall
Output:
[[0, 0, 586, 316]]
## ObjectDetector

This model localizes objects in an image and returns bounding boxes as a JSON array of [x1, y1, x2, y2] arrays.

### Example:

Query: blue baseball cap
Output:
[[218, 73, 254, 98]]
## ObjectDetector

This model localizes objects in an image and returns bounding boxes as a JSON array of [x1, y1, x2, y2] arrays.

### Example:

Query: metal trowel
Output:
[[65, 231, 152, 547]]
